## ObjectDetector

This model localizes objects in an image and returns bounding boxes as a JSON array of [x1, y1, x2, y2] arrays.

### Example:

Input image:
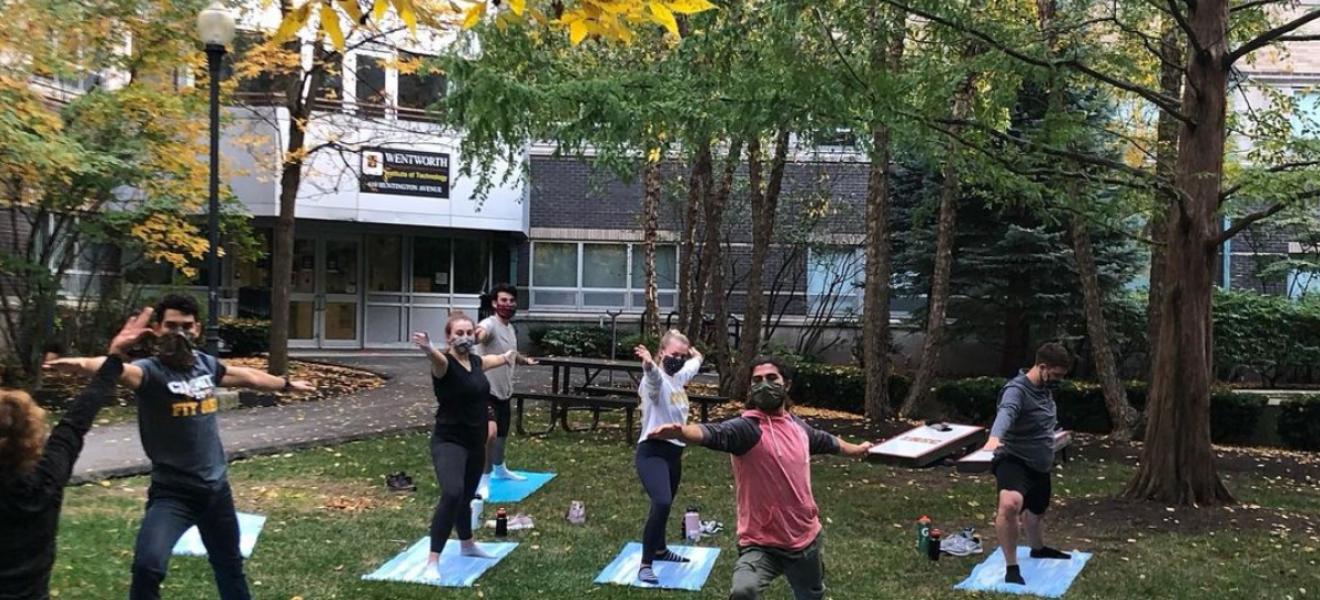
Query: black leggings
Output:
[[635, 439, 683, 565], [488, 396, 511, 438], [429, 429, 486, 553]]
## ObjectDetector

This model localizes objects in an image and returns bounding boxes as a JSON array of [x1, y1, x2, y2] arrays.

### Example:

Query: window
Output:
[[226, 31, 278, 104], [807, 248, 865, 317], [530, 242, 679, 311], [453, 238, 489, 294], [412, 236, 451, 293], [313, 54, 344, 109], [398, 51, 445, 121], [1292, 90, 1320, 138], [1289, 270, 1319, 299], [367, 235, 402, 292], [355, 55, 387, 118]]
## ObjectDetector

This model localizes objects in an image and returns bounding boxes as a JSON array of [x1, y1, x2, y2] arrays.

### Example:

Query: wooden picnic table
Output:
[[534, 355, 715, 395], [514, 356, 725, 441]]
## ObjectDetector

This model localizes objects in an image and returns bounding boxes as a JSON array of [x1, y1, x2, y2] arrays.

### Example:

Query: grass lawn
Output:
[[51, 424, 1320, 599]]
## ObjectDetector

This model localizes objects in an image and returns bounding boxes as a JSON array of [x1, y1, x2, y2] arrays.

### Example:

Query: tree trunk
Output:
[[268, 39, 325, 376], [900, 72, 975, 418], [678, 142, 711, 336], [1037, 0, 1134, 439], [862, 6, 906, 421], [1072, 216, 1134, 439], [1147, 24, 1182, 382], [643, 158, 662, 340], [704, 141, 740, 395], [730, 130, 789, 403], [1123, 0, 1233, 506]]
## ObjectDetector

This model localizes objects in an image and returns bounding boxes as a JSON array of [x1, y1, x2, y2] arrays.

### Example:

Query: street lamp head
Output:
[[197, 1, 236, 48]]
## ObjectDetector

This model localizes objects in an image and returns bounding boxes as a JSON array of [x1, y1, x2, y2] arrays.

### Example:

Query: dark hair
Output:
[[490, 283, 518, 301], [749, 356, 794, 382], [154, 294, 199, 322], [445, 312, 475, 335], [1035, 342, 1073, 369]]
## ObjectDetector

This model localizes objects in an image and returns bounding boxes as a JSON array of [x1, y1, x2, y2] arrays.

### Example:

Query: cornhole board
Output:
[[956, 430, 1072, 474], [868, 423, 987, 468]]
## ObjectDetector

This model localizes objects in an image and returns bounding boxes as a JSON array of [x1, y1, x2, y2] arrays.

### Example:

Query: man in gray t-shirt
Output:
[[981, 342, 1073, 587], [47, 295, 313, 600], [475, 284, 537, 495]]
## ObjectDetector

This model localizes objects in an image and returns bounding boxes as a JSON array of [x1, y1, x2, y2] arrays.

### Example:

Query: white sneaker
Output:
[[492, 465, 526, 481], [477, 474, 491, 500]]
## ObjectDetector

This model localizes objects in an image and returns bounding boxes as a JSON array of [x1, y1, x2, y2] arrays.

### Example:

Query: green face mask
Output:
[[748, 380, 788, 412]]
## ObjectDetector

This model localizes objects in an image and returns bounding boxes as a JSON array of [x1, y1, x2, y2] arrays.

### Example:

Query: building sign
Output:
[[360, 148, 450, 199]]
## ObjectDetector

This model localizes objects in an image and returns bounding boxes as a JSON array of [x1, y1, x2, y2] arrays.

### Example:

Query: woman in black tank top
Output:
[[413, 314, 518, 578]]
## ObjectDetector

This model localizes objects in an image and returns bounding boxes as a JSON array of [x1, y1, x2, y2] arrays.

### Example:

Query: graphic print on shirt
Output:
[[166, 374, 218, 417]]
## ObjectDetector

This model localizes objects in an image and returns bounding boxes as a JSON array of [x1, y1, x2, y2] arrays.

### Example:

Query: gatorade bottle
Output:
[[495, 508, 508, 537], [684, 506, 701, 542], [917, 516, 932, 555]]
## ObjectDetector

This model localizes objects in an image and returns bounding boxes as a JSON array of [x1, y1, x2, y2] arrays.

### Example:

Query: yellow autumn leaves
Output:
[[278, 0, 716, 51]]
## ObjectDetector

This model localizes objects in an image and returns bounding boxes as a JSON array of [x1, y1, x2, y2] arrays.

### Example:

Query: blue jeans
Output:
[[129, 481, 250, 600]]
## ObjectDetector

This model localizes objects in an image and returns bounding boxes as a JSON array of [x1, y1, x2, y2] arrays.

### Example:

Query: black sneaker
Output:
[[386, 472, 416, 492]]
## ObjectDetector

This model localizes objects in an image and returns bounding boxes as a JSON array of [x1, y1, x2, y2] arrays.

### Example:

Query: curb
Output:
[[70, 422, 433, 485]]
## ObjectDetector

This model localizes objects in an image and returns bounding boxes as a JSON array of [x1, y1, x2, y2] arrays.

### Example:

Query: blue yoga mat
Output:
[[955, 546, 1093, 598], [486, 471, 556, 503], [171, 512, 266, 559], [594, 542, 720, 591], [363, 537, 517, 588]]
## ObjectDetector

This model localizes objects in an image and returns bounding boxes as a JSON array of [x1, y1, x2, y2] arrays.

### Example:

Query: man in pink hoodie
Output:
[[648, 356, 873, 600]]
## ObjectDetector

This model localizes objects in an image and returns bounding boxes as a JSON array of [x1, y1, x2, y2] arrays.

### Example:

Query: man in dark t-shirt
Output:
[[48, 295, 313, 600]]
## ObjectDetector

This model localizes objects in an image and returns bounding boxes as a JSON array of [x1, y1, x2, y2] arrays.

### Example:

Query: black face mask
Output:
[[662, 355, 686, 376], [155, 331, 197, 372]]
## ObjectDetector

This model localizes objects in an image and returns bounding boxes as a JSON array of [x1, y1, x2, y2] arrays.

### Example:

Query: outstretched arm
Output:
[[646, 423, 706, 445], [44, 356, 145, 390], [481, 349, 517, 371], [651, 416, 761, 456], [413, 332, 448, 379], [32, 308, 154, 494], [221, 366, 314, 393], [983, 386, 1024, 451]]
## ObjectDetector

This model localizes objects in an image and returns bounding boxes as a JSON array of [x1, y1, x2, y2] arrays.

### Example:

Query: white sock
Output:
[[492, 464, 526, 480]]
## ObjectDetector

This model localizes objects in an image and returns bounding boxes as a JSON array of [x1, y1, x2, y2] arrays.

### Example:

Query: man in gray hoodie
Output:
[[982, 342, 1073, 585]]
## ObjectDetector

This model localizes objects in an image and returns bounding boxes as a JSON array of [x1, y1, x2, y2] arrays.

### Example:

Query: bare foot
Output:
[[460, 540, 495, 558]]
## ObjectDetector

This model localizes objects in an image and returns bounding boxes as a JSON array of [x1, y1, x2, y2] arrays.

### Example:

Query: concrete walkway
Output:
[[69, 354, 554, 483]]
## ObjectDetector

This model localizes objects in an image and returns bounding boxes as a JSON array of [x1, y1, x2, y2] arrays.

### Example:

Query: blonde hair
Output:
[[0, 390, 47, 478], [658, 330, 691, 352]]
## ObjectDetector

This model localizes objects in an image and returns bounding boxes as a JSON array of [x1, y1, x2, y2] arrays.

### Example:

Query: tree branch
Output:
[[875, 0, 1191, 122], [1163, 0, 1205, 56], [1220, 159, 1320, 201], [1230, 0, 1288, 13], [1228, 9, 1320, 66], [1277, 34, 1320, 42], [1219, 201, 1288, 243]]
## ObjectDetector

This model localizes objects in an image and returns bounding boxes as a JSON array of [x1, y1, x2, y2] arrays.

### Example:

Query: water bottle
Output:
[[495, 508, 508, 537], [684, 506, 701, 542], [927, 528, 942, 561], [916, 516, 932, 555], [470, 496, 484, 532]]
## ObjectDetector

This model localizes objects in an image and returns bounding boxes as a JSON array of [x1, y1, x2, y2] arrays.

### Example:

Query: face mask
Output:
[[1044, 379, 1063, 391], [662, 355, 686, 375], [451, 335, 476, 353], [155, 331, 197, 372], [748, 380, 788, 412], [495, 305, 516, 319]]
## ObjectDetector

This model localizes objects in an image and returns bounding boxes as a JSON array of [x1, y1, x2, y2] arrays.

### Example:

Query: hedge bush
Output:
[[219, 317, 269, 357], [1209, 392, 1268, 445], [1278, 396, 1320, 451], [531, 326, 612, 358], [791, 363, 910, 414]]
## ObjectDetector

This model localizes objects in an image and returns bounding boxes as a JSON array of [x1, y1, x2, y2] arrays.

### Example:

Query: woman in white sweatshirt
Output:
[[632, 330, 703, 585]]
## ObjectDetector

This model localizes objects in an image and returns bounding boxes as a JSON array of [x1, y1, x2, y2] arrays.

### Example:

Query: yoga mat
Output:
[[171, 512, 266, 559], [954, 546, 1093, 598], [362, 537, 518, 588], [486, 471, 556, 503], [594, 542, 720, 591]]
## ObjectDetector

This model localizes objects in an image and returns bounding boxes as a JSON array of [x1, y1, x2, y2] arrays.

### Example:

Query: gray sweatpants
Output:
[[728, 534, 825, 600]]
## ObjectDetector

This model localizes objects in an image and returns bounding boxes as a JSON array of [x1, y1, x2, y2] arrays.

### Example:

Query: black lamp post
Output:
[[197, 1, 235, 356]]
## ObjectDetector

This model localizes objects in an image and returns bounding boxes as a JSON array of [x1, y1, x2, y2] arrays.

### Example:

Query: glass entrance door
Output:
[[288, 236, 362, 348]]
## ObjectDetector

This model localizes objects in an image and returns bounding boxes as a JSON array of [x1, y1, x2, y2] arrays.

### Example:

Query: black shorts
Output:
[[993, 454, 1052, 515], [487, 396, 511, 437]]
